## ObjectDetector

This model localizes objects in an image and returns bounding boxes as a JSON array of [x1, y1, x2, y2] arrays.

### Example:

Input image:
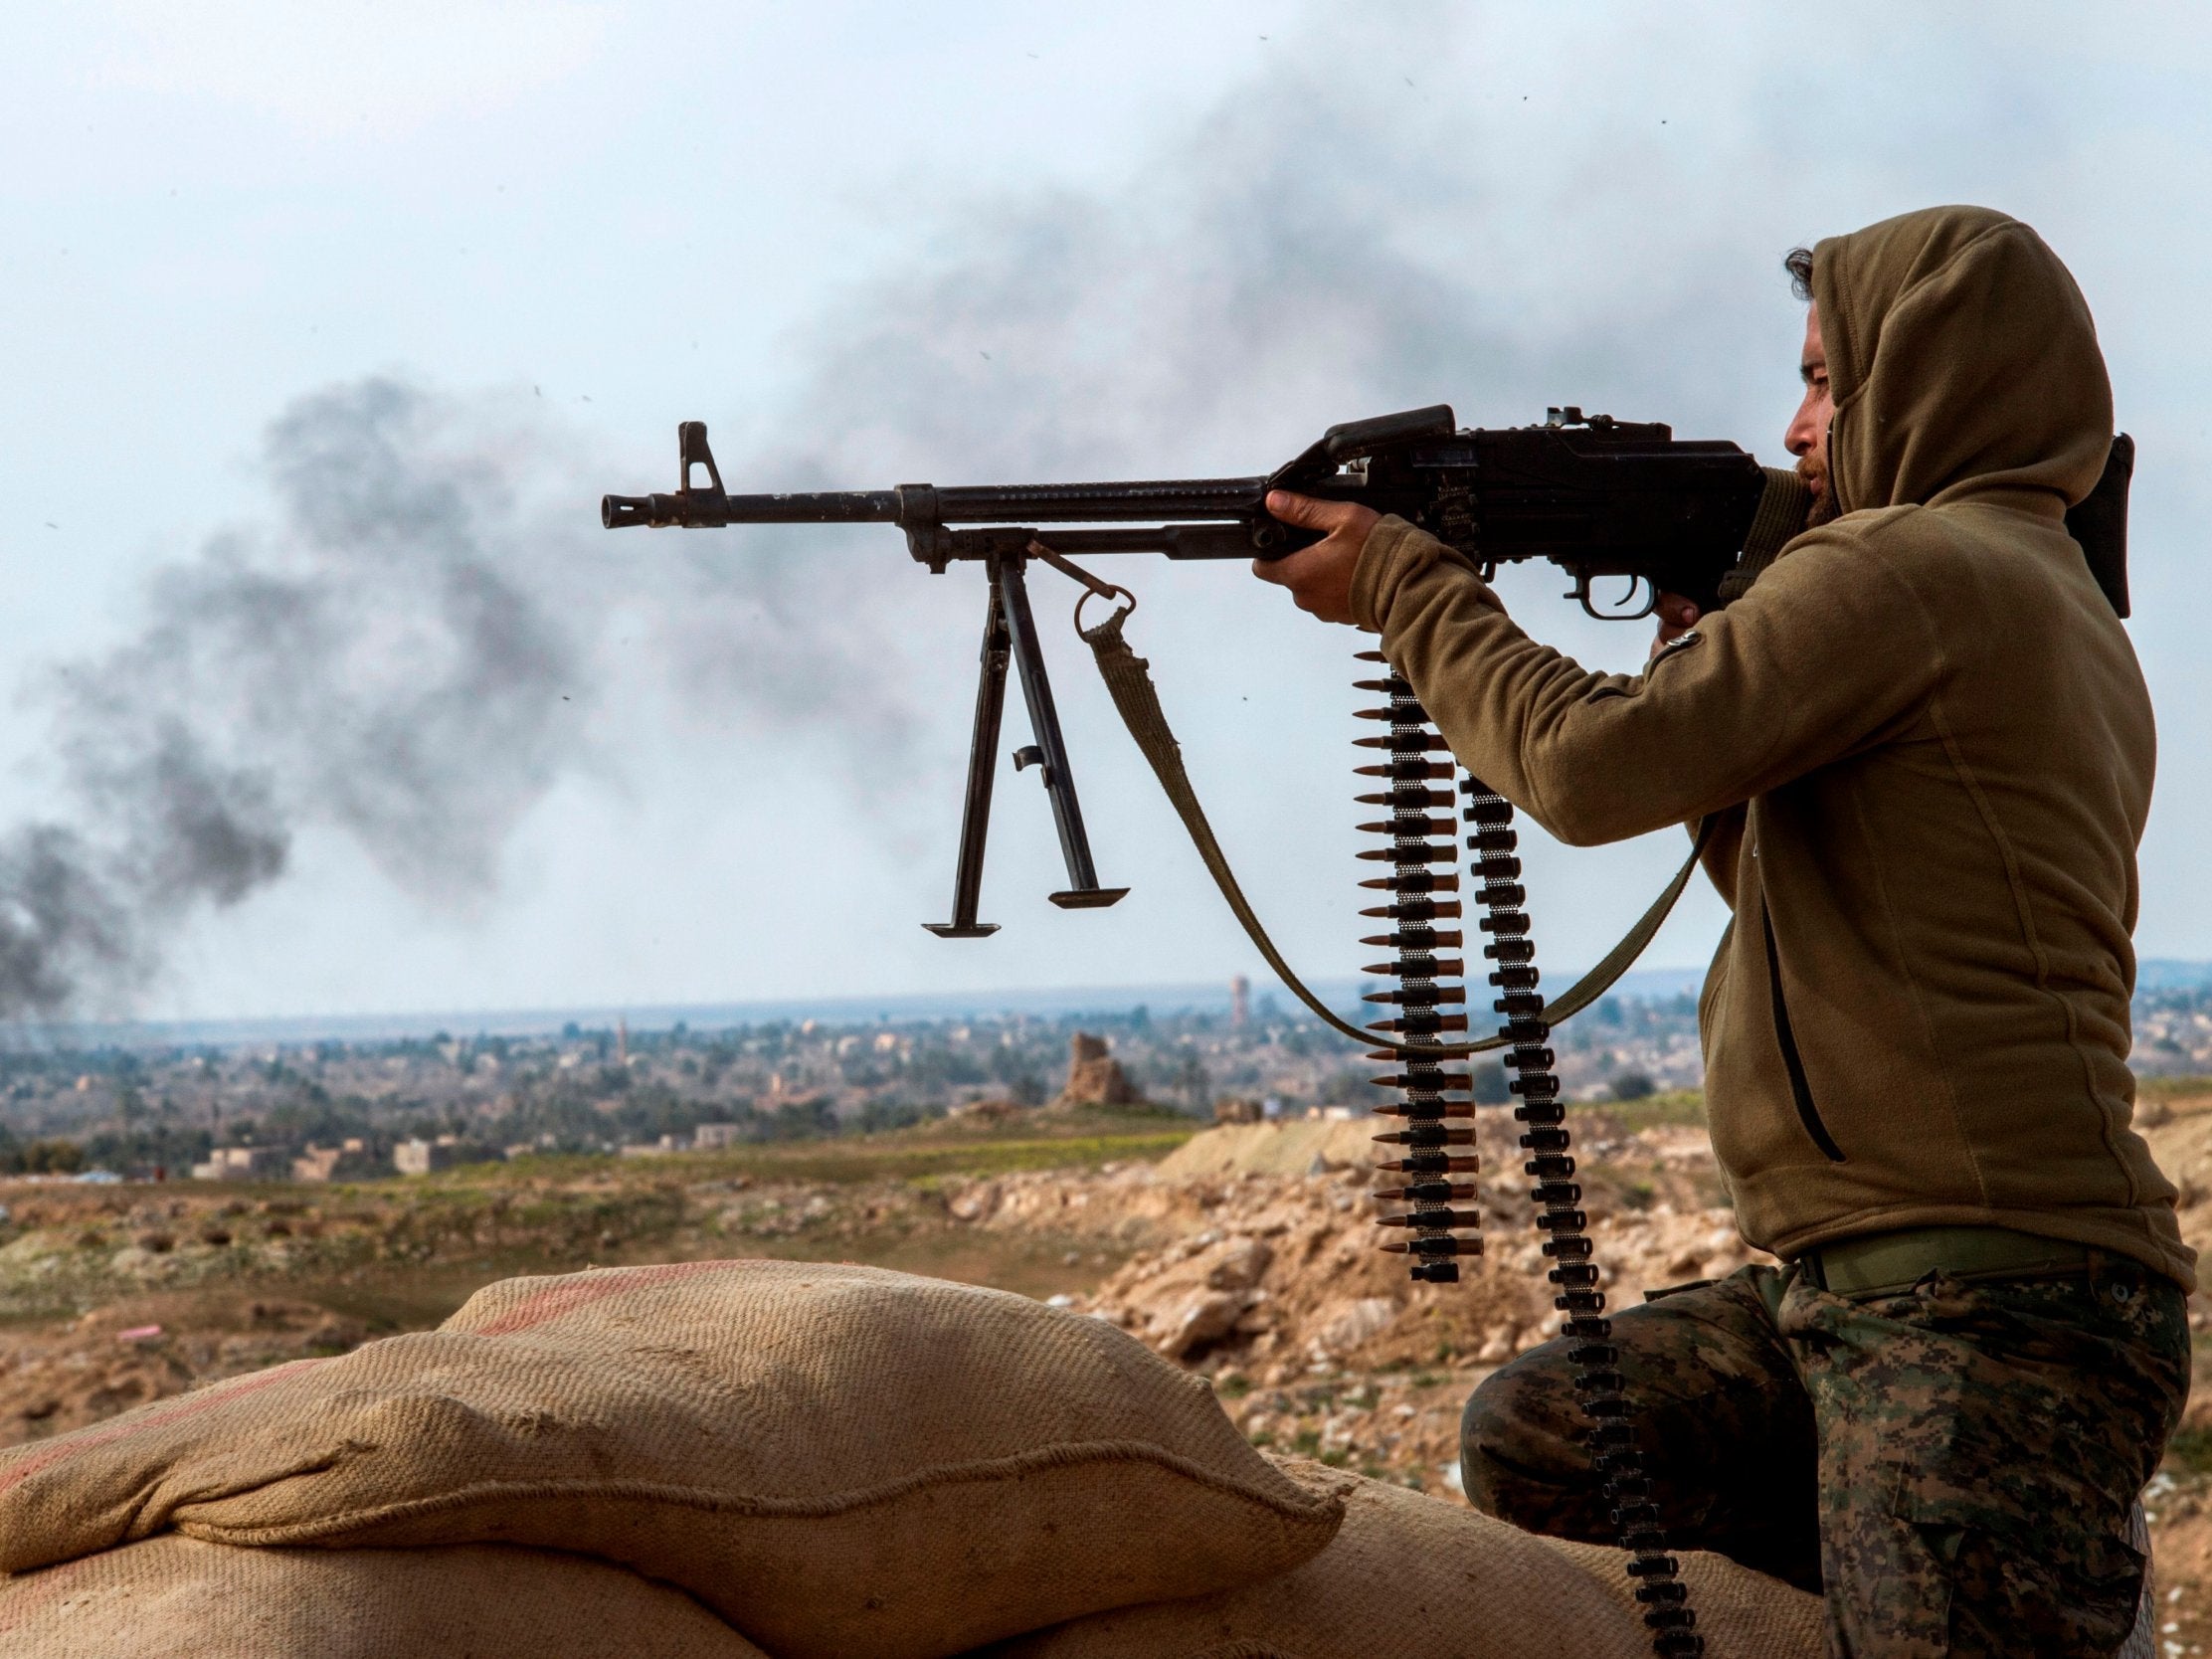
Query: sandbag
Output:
[[0, 1259, 1343, 1659], [1548, 1534, 1827, 1657], [0, 1534, 766, 1659], [973, 1460, 1825, 1659]]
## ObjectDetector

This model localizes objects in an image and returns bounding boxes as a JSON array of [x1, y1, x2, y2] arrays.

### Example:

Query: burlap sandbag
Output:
[[1547, 1534, 1826, 1658], [0, 1260, 1342, 1659], [0, 1534, 766, 1658], [973, 1460, 1825, 1659]]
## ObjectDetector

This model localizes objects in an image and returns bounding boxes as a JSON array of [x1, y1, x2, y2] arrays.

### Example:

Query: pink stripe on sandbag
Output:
[[465, 1259, 743, 1337], [0, 1358, 328, 1498]]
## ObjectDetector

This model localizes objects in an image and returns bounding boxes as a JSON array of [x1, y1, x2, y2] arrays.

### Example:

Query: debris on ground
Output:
[[947, 1115, 1768, 1380]]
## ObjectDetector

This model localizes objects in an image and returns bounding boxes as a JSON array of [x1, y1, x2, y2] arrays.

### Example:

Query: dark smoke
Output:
[[0, 828, 140, 1017], [2, 379, 588, 1017]]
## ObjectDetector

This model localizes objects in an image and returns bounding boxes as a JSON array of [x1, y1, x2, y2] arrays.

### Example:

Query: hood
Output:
[[1813, 205, 2113, 519]]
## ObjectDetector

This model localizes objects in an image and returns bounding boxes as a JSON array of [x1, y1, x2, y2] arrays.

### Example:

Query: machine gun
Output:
[[603, 404, 1784, 934], [604, 403, 1769, 606]]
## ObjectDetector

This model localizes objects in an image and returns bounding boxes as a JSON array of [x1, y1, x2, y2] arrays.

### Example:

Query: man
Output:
[[1254, 206, 2191, 1656]]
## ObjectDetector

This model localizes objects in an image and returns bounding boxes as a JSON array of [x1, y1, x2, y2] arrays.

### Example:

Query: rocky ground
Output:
[[942, 1107, 1772, 1497], [7, 1096, 2212, 1649]]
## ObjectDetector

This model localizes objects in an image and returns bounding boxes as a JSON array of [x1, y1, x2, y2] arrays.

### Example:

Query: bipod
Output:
[[925, 548, 1128, 936]]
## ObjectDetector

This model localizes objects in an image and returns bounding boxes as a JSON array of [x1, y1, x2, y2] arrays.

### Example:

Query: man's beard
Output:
[[1800, 461, 1839, 527]]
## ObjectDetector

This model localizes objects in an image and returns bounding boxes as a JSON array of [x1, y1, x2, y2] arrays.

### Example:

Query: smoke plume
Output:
[[6, 380, 588, 1016]]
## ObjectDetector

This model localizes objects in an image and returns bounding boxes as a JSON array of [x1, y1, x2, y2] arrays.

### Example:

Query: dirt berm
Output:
[[946, 1113, 1771, 1379]]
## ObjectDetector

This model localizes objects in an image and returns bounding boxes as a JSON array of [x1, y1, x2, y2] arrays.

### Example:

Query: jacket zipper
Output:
[[1761, 905, 1844, 1162]]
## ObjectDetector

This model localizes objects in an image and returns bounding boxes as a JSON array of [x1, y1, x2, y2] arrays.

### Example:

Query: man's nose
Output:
[[1784, 405, 1817, 457]]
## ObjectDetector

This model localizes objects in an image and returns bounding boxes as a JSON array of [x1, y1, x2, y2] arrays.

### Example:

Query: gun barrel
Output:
[[602, 489, 901, 530], [602, 476, 1269, 532]]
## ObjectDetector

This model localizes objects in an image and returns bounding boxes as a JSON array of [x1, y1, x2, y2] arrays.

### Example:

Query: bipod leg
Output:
[[998, 553, 1128, 911], [923, 569, 1013, 938]]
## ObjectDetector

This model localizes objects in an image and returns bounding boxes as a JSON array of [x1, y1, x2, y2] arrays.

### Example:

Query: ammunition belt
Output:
[[1073, 593, 1712, 1656], [1352, 651, 1704, 1658]]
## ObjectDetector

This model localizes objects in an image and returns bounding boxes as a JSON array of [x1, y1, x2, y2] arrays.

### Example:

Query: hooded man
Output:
[[1256, 205, 2190, 1656]]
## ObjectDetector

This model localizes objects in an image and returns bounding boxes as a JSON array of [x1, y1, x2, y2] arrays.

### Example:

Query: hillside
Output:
[[4, 1090, 2211, 1639]]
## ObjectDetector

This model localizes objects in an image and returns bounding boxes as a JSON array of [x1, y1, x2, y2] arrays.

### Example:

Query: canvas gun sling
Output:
[[1065, 583, 1713, 1060]]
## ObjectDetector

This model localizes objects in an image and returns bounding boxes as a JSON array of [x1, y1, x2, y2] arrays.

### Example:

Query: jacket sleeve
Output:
[[1349, 514, 1939, 846]]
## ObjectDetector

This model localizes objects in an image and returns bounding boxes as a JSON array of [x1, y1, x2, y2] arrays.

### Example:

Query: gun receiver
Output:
[[600, 406, 1771, 931]]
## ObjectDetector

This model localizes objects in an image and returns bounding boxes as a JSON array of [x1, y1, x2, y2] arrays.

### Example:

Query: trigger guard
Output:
[[1576, 575, 1660, 623]]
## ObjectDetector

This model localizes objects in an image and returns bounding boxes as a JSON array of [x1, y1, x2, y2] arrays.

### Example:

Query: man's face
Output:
[[1785, 302, 1836, 525]]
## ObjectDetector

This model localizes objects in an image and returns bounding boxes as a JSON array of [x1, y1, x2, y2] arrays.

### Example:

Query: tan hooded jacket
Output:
[[1351, 205, 2192, 1288]]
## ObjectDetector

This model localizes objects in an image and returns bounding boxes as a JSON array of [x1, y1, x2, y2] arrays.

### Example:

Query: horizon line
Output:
[[12, 957, 2211, 1051]]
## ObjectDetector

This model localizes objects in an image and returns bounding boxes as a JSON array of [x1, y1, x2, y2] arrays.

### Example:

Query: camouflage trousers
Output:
[[1460, 1257, 2189, 1658]]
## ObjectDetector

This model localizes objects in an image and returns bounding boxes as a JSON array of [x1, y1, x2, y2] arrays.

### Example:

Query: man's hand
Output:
[[1650, 592, 1701, 660], [1251, 490, 1381, 626]]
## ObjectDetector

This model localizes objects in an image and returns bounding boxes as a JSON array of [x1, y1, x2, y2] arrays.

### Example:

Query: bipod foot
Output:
[[1048, 887, 1129, 910]]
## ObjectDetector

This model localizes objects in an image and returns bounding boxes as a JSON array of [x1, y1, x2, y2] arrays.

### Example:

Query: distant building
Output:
[[190, 1146, 285, 1181], [394, 1134, 493, 1177], [1230, 975, 1250, 1029], [393, 1139, 441, 1176], [293, 1139, 373, 1182], [693, 1123, 744, 1150]]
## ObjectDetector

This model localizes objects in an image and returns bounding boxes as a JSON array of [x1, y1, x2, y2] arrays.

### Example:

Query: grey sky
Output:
[[2, 3, 2207, 1020]]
